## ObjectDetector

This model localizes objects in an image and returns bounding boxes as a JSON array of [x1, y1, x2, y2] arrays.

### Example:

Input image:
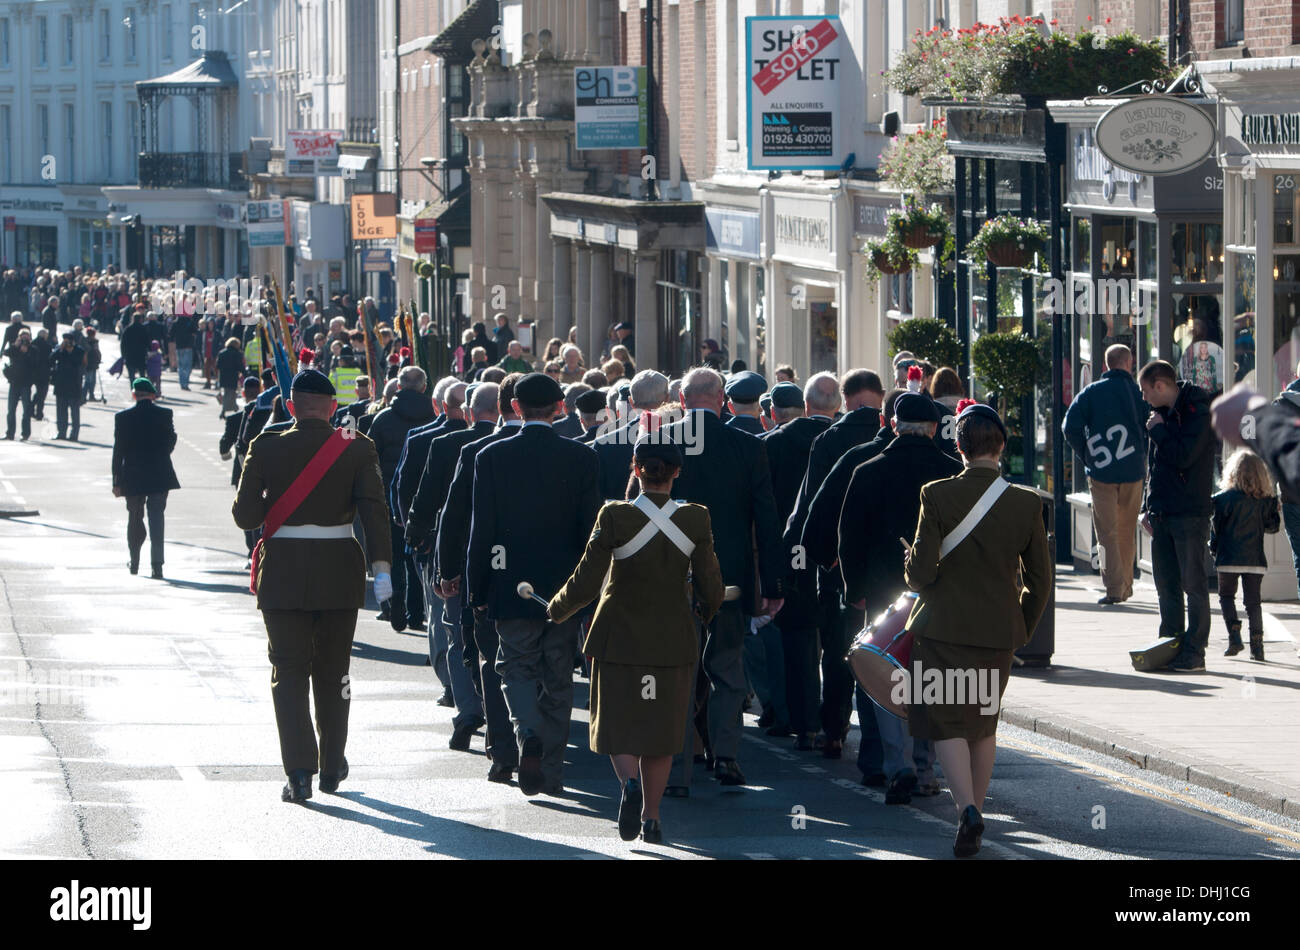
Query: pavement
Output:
[[2, 328, 1300, 859], [1006, 571, 1300, 820]]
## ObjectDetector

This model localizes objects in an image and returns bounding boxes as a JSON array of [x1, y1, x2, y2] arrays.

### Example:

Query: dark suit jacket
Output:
[[592, 419, 641, 501], [904, 464, 1052, 650], [662, 409, 784, 604], [232, 419, 392, 610], [436, 423, 523, 582], [577, 423, 602, 444], [552, 411, 583, 439], [838, 435, 963, 611], [763, 415, 832, 628], [406, 420, 495, 548], [785, 404, 881, 553], [394, 415, 464, 529], [467, 424, 600, 620], [800, 423, 896, 570], [112, 400, 180, 497], [727, 414, 766, 436]]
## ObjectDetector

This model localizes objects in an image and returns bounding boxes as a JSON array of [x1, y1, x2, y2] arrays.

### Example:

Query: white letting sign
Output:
[[1094, 96, 1215, 177], [746, 16, 844, 171]]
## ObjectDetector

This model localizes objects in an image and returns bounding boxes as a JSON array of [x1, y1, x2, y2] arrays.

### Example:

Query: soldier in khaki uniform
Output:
[[233, 369, 393, 803]]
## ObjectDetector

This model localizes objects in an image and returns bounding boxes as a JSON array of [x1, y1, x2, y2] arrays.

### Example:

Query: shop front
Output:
[[64, 189, 119, 272], [848, 188, 919, 376], [0, 189, 66, 268], [100, 185, 249, 278], [289, 201, 346, 304], [702, 194, 764, 377], [1200, 58, 1300, 599]]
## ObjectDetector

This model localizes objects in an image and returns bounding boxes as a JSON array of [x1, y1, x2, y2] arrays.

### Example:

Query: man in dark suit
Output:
[[592, 370, 668, 500], [759, 377, 838, 744], [436, 373, 524, 782], [838, 393, 963, 803], [724, 371, 768, 435], [112, 378, 181, 578], [406, 383, 499, 749], [661, 368, 784, 786], [466, 373, 600, 796]]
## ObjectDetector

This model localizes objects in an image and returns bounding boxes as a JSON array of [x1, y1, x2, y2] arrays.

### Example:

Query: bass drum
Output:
[[846, 591, 918, 720]]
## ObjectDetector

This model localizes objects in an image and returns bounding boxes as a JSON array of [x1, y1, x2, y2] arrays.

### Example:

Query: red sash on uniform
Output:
[[249, 429, 351, 595]]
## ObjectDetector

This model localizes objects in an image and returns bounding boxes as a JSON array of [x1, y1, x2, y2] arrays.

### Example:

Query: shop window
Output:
[[1096, 217, 1136, 279], [888, 272, 913, 316], [1072, 217, 1090, 273], [1229, 252, 1256, 387], [754, 267, 766, 378], [1274, 174, 1296, 246], [1224, 0, 1245, 45], [1274, 254, 1300, 389], [1172, 293, 1225, 395], [1171, 222, 1225, 282], [809, 300, 838, 375], [1138, 220, 1157, 281]]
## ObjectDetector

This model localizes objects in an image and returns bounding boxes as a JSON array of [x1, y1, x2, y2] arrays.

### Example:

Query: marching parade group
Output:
[[13, 263, 1300, 858]]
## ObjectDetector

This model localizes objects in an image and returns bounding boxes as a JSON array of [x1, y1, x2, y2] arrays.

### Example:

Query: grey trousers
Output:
[[421, 567, 451, 690], [441, 591, 483, 727], [873, 704, 935, 784], [703, 602, 748, 761], [125, 493, 167, 566], [495, 617, 581, 786]]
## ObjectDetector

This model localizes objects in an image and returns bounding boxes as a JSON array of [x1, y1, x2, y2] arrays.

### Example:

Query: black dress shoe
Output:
[[449, 717, 484, 751], [390, 611, 408, 633], [885, 774, 916, 805], [757, 711, 774, 728], [435, 690, 455, 708], [376, 605, 390, 622], [953, 804, 985, 857], [860, 771, 888, 787], [641, 819, 662, 844], [715, 758, 746, 786], [618, 778, 643, 841], [765, 722, 795, 737], [319, 758, 349, 793], [487, 762, 514, 784], [518, 735, 544, 796], [794, 733, 815, 751], [1097, 595, 1121, 605], [281, 770, 313, 803], [151, 565, 164, 580], [822, 739, 843, 760], [128, 561, 139, 575]]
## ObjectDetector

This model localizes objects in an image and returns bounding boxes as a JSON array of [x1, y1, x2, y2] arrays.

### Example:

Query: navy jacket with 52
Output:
[[1061, 368, 1147, 485]]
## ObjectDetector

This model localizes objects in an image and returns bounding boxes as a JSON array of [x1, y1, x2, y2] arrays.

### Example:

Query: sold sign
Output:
[[752, 18, 838, 95]]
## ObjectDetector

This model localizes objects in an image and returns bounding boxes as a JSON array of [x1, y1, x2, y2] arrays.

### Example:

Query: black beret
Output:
[[575, 389, 607, 414], [760, 393, 773, 412], [617, 383, 631, 402], [725, 370, 767, 403], [893, 392, 942, 423], [514, 372, 565, 407], [770, 381, 803, 409], [634, 436, 683, 468], [957, 401, 1008, 440], [290, 368, 336, 396]]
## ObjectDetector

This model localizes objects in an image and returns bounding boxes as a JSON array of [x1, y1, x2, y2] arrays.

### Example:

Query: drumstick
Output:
[[516, 581, 550, 607], [899, 537, 912, 554]]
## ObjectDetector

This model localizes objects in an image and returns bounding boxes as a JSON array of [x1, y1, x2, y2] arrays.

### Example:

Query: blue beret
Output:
[[770, 381, 803, 409], [575, 389, 607, 414], [725, 370, 767, 403], [290, 369, 335, 396]]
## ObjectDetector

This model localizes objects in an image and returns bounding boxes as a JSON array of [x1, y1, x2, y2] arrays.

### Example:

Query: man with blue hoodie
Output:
[[1062, 344, 1148, 605]]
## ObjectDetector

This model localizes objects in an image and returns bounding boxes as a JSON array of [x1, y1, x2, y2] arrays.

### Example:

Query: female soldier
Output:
[[903, 402, 1052, 857], [548, 437, 724, 844]]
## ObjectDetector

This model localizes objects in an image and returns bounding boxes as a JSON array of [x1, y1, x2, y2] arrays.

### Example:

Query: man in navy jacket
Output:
[[1062, 344, 1147, 605]]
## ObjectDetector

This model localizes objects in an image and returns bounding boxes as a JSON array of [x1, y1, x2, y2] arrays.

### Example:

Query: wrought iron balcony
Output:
[[137, 152, 246, 190]]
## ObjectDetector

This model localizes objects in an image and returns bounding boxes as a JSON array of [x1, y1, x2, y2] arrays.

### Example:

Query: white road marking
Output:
[[176, 766, 206, 783]]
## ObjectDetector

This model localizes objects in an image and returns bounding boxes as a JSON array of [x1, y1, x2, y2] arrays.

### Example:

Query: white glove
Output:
[[373, 572, 393, 603], [220, 450, 232, 460]]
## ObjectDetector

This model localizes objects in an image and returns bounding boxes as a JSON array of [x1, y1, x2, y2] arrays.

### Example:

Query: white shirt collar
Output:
[[522, 420, 550, 428], [502, 419, 523, 427]]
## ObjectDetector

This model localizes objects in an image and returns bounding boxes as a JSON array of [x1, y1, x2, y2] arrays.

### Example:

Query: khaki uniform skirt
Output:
[[589, 659, 694, 756], [906, 636, 1013, 742]]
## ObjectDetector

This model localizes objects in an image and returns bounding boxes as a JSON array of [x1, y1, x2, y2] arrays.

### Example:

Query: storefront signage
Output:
[[398, 219, 416, 260], [574, 66, 648, 150], [3, 217, 14, 232], [852, 196, 896, 237], [245, 199, 289, 248], [705, 208, 761, 260], [1071, 130, 1143, 202], [1242, 112, 1300, 146], [746, 16, 844, 171], [414, 218, 438, 254], [362, 249, 393, 273], [772, 196, 833, 265], [293, 202, 345, 261], [350, 194, 398, 240], [285, 129, 343, 177], [0, 198, 64, 212], [946, 107, 1046, 158], [1094, 96, 1215, 177]]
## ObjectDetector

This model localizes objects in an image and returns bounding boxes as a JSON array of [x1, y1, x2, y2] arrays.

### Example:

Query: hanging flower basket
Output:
[[967, 215, 1050, 270], [888, 200, 952, 249], [873, 249, 912, 274]]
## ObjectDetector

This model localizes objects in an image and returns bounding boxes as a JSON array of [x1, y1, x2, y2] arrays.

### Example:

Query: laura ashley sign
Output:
[[1094, 95, 1215, 177], [1242, 113, 1300, 146]]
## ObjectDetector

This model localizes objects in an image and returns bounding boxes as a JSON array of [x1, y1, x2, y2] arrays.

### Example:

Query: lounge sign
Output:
[[1094, 95, 1215, 177]]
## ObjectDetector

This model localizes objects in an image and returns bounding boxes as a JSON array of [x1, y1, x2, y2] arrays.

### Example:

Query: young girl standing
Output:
[[1211, 450, 1281, 660]]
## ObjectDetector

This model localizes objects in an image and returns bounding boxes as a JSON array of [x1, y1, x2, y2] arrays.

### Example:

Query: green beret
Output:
[[131, 377, 157, 395]]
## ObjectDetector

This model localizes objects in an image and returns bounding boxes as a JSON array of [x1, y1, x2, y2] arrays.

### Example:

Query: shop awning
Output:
[[428, 0, 500, 59], [337, 154, 373, 171]]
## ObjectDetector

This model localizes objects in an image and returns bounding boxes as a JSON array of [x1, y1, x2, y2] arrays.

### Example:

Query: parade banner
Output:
[[746, 16, 844, 170]]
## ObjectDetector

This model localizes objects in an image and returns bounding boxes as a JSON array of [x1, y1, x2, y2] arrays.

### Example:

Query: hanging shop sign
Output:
[[746, 16, 844, 171], [285, 129, 343, 177], [574, 66, 648, 150], [1094, 95, 1215, 177], [245, 199, 289, 247], [351, 194, 398, 240]]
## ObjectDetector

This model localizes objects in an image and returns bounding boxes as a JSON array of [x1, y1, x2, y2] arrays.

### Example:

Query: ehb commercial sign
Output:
[[746, 16, 844, 171], [574, 66, 648, 150]]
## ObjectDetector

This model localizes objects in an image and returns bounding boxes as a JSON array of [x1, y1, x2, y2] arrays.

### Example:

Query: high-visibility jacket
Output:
[[330, 364, 363, 401], [244, 334, 263, 370]]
